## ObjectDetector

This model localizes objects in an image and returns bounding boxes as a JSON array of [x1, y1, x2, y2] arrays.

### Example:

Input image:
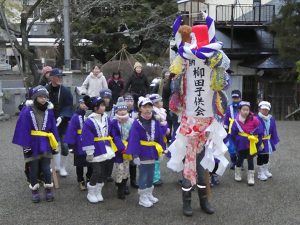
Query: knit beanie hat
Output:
[[99, 88, 112, 98], [239, 101, 250, 109], [114, 97, 128, 112], [31, 85, 49, 100], [149, 93, 162, 103]]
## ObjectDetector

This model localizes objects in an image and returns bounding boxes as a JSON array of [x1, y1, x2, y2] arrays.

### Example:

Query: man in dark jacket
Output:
[[124, 62, 149, 108], [46, 68, 73, 177]]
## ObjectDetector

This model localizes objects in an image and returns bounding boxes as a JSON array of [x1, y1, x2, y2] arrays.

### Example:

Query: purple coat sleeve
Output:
[[81, 119, 96, 152], [111, 119, 126, 152], [223, 107, 231, 130], [64, 114, 78, 145], [126, 121, 141, 158], [270, 117, 280, 149], [12, 107, 32, 148], [49, 109, 59, 142]]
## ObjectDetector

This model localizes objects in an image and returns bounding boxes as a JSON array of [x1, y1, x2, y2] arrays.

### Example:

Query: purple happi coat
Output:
[[230, 113, 263, 152], [81, 113, 114, 161], [257, 115, 280, 154], [125, 117, 165, 161], [12, 101, 59, 160], [110, 118, 133, 163], [64, 112, 85, 156]]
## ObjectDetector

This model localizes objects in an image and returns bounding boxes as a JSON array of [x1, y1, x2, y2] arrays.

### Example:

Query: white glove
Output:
[[86, 154, 94, 162], [56, 117, 62, 127], [133, 157, 141, 166]]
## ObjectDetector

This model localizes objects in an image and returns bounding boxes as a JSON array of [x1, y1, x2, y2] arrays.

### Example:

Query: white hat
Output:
[[138, 96, 153, 107], [258, 101, 271, 110]]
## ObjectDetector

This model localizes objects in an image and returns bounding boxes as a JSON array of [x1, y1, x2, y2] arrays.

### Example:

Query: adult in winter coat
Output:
[[124, 62, 149, 108], [46, 68, 73, 177], [80, 65, 108, 97], [108, 71, 124, 104]]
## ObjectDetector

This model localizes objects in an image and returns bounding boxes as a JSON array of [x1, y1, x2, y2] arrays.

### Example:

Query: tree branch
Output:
[[26, 16, 40, 34], [25, 0, 44, 21]]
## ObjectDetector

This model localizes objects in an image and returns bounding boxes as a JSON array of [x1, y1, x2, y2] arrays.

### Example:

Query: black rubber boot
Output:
[[197, 187, 215, 214], [182, 190, 193, 216], [116, 182, 125, 200], [129, 164, 139, 189], [123, 178, 130, 195]]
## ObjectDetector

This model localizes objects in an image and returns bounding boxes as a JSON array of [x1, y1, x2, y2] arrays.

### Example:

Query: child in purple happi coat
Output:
[[126, 96, 167, 208], [230, 101, 263, 186], [111, 97, 134, 199], [81, 96, 115, 203], [12, 85, 59, 203], [256, 101, 280, 181], [64, 96, 93, 191], [124, 93, 139, 189]]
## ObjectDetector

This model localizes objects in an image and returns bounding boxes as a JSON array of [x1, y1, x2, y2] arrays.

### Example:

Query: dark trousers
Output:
[[90, 161, 106, 186], [76, 166, 93, 182], [29, 158, 51, 186], [105, 158, 114, 178], [58, 121, 69, 156], [236, 150, 254, 170], [182, 150, 206, 188], [170, 112, 180, 143], [257, 154, 269, 166]]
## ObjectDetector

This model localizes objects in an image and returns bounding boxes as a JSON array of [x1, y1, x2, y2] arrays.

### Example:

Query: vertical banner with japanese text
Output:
[[185, 59, 213, 117]]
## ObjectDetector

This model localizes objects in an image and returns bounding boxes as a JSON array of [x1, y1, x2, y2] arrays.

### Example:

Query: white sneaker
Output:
[[95, 183, 104, 202], [138, 189, 153, 208], [87, 182, 99, 203], [235, 167, 242, 181], [147, 186, 159, 204], [257, 166, 268, 181], [263, 164, 272, 178], [59, 156, 68, 177], [247, 170, 255, 186]]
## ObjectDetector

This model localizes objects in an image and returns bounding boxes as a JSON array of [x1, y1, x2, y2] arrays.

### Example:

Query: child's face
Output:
[[140, 104, 153, 116], [154, 100, 163, 108], [240, 106, 250, 118], [95, 103, 106, 114], [260, 108, 269, 116], [116, 109, 128, 117], [103, 97, 110, 106], [125, 99, 134, 109], [232, 97, 241, 103], [79, 102, 88, 111], [36, 95, 48, 105]]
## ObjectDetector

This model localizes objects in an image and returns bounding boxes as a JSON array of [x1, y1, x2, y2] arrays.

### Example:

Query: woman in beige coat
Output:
[[80, 65, 108, 97]]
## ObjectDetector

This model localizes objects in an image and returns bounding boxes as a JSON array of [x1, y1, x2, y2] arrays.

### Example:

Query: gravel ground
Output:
[[0, 118, 299, 225]]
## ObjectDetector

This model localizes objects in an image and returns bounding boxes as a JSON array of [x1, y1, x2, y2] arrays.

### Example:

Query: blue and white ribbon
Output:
[[172, 12, 223, 61]]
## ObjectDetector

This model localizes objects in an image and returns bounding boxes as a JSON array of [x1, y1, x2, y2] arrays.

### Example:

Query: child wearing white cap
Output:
[[257, 101, 280, 181], [149, 93, 170, 186]]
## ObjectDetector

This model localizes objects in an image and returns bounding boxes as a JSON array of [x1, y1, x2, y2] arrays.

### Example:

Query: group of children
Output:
[[13, 86, 169, 207], [12, 83, 280, 207], [223, 90, 280, 186]]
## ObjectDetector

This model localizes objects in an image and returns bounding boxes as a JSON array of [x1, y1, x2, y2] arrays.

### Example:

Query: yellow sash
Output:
[[262, 135, 271, 140], [77, 129, 82, 134], [94, 136, 117, 152], [261, 135, 271, 149], [163, 136, 168, 144], [228, 118, 234, 134], [140, 140, 164, 157], [238, 132, 258, 156], [121, 140, 133, 160], [31, 130, 58, 151]]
